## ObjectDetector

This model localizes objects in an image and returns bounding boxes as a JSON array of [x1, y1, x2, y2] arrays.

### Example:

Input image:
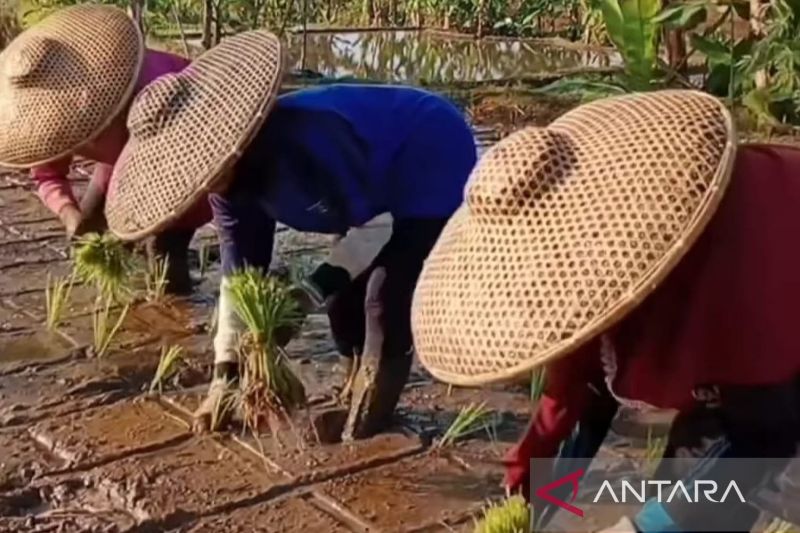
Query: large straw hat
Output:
[[0, 5, 143, 168], [411, 90, 736, 387], [105, 30, 284, 241]]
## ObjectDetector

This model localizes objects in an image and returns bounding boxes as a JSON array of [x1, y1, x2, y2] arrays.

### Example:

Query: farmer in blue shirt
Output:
[[104, 31, 477, 437]]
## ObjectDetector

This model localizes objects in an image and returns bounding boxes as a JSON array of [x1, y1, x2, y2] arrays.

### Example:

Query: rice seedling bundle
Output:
[[73, 233, 136, 302], [474, 496, 532, 533], [228, 267, 306, 433]]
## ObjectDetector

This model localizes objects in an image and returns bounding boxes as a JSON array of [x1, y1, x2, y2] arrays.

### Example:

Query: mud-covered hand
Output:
[[59, 205, 82, 239]]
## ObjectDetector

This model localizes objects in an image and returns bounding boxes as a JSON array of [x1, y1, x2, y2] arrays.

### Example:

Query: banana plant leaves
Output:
[[599, 0, 662, 90]]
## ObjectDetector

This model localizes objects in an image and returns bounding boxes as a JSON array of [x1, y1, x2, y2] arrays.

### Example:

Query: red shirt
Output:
[[30, 49, 212, 230], [505, 143, 800, 489]]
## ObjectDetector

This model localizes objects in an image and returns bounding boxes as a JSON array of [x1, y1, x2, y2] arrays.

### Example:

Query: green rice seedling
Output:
[[92, 298, 130, 357], [149, 345, 185, 394], [44, 274, 74, 331], [435, 401, 493, 449], [765, 518, 799, 533], [530, 368, 546, 402], [144, 254, 169, 302], [228, 267, 306, 434], [73, 233, 136, 302], [644, 426, 666, 475], [473, 496, 531, 533]]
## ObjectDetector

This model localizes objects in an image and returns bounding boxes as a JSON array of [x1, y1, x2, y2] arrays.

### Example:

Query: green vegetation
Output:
[[227, 267, 306, 433], [73, 233, 136, 303], [473, 496, 531, 533], [150, 345, 185, 393], [44, 274, 74, 331], [92, 298, 130, 357], [143, 254, 170, 302], [530, 368, 546, 402], [435, 401, 494, 448]]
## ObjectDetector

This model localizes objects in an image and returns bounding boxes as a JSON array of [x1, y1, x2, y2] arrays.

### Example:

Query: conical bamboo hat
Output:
[[411, 90, 736, 386]]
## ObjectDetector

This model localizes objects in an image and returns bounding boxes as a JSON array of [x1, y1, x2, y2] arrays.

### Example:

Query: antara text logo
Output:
[[535, 469, 746, 518]]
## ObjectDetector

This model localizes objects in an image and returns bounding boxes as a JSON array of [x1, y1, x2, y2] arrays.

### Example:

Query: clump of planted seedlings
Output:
[[92, 298, 129, 358], [73, 233, 136, 303], [150, 345, 185, 394], [228, 267, 306, 435], [435, 401, 494, 449], [473, 496, 531, 533], [143, 254, 169, 302], [44, 274, 74, 331]]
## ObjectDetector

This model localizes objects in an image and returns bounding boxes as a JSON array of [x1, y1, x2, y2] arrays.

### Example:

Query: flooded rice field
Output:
[[0, 125, 797, 531], [283, 30, 618, 83], [154, 29, 618, 84]]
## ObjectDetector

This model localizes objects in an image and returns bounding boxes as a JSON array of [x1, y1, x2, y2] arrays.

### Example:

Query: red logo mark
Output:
[[535, 468, 585, 517]]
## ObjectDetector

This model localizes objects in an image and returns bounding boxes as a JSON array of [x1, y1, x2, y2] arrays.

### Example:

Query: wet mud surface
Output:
[[1, 139, 796, 532]]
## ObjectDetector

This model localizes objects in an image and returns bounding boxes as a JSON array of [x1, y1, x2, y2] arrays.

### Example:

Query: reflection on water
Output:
[[156, 29, 619, 84], [285, 30, 618, 83]]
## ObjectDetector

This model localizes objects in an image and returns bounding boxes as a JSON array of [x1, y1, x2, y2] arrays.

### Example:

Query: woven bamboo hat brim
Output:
[[411, 90, 736, 387], [104, 30, 284, 241], [0, 5, 143, 168]]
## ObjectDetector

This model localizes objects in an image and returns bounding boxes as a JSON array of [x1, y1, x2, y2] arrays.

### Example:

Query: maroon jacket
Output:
[[505, 143, 800, 490]]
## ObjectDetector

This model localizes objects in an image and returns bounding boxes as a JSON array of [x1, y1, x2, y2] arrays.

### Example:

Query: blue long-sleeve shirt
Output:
[[211, 84, 477, 274]]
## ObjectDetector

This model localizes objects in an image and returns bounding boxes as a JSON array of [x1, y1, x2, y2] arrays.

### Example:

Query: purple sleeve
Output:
[[209, 190, 276, 276]]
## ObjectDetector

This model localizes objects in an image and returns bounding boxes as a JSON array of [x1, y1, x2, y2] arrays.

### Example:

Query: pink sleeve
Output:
[[30, 158, 76, 215]]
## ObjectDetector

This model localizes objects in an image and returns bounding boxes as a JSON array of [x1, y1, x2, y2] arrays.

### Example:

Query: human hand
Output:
[[59, 205, 82, 239]]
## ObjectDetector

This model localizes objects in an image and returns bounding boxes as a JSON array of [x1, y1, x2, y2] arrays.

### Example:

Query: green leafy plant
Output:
[[144, 254, 170, 302], [44, 274, 74, 331], [228, 267, 306, 434], [92, 298, 130, 358], [435, 401, 494, 448], [73, 233, 136, 303], [473, 495, 531, 533], [149, 345, 185, 393], [598, 0, 663, 90]]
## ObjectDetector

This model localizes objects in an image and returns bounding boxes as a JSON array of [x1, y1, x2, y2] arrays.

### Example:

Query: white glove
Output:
[[213, 276, 245, 365]]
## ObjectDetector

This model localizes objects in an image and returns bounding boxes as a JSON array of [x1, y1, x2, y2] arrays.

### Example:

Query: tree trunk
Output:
[[476, 0, 485, 37], [214, 2, 223, 46], [362, 0, 375, 25], [202, 0, 213, 49], [130, 0, 146, 35], [749, 0, 768, 88], [665, 29, 687, 72]]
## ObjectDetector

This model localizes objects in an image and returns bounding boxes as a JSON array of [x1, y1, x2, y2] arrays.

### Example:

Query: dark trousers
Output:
[[325, 218, 448, 361]]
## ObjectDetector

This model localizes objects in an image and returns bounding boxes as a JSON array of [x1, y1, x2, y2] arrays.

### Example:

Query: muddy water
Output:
[[285, 30, 617, 83], [0, 331, 73, 364], [154, 29, 617, 84]]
